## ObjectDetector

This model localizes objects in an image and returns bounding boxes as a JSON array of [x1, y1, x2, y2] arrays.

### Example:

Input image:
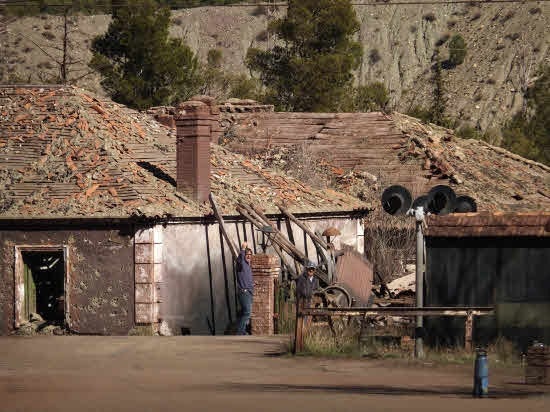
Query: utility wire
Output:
[[1, 0, 549, 7]]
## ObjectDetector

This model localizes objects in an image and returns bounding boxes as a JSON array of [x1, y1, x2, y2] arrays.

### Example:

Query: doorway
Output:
[[21, 251, 65, 322]]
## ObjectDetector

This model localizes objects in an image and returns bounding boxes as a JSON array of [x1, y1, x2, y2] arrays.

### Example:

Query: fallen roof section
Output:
[[0, 86, 371, 219], [218, 108, 550, 212]]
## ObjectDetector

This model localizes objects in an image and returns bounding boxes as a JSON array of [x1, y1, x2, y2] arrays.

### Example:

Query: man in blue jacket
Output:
[[236, 241, 254, 335]]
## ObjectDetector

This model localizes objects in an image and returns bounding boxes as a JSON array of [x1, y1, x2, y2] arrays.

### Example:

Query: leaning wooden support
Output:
[[279, 205, 334, 281], [237, 203, 331, 284], [209, 193, 238, 259], [278, 205, 329, 249]]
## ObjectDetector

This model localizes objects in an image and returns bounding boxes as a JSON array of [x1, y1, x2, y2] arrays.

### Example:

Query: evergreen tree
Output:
[[448, 34, 467, 68], [89, 0, 200, 109], [430, 58, 448, 126], [502, 64, 550, 165], [246, 0, 362, 112]]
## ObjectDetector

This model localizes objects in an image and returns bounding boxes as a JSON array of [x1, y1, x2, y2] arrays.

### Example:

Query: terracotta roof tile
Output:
[[424, 212, 550, 237], [0, 86, 370, 219]]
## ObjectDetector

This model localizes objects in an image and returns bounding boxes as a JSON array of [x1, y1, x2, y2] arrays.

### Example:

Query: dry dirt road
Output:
[[1, 336, 548, 412]]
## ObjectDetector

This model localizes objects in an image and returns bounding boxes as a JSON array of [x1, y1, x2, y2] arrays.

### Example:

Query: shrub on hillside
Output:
[[423, 13, 436, 22], [448, 34, 467, 67], [353, 82, 389, 112]]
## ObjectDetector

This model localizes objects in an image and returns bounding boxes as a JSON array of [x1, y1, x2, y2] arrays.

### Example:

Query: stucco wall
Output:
[[0, 225, 134, 335], [160, 216, 363, 335]]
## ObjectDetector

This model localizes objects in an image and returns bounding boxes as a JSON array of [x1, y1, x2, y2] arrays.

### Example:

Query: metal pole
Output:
[[415, 207, 425, 359]]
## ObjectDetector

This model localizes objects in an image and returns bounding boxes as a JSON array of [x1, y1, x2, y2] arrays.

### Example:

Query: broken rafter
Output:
[[238, 203, 330, 284], [235, 205, 297, 279], [277, 204, 333, 280], [277, 205, 328, 250]]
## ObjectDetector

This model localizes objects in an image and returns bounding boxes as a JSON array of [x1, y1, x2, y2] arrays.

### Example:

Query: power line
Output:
[[1, 0, 549, 8]]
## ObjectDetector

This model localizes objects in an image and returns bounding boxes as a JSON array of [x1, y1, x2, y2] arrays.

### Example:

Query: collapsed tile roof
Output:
[[0, 86, 370, 219], [220, 109, 550, 212], [424, 211, 550, 237]]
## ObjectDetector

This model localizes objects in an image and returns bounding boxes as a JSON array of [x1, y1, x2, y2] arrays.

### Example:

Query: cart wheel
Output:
[[322, 286, 353, 336], [323, 286, 351, 308]]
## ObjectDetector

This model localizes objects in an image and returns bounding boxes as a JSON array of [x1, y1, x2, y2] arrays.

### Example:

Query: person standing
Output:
[[296, 262, 319, 309], [236, 242, 254, 335]]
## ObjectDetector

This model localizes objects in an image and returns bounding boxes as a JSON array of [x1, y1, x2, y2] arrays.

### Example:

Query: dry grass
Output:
[[291, 321, 521, 368]]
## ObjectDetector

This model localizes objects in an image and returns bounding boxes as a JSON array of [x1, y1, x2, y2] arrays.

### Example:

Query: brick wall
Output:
[[174, 97, 221, 203], [250, 254, 280, 335]]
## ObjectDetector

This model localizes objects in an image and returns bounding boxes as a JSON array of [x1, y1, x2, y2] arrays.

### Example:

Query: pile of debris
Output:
[[392, 112, 550, 210], [13, 313, 67, 336]]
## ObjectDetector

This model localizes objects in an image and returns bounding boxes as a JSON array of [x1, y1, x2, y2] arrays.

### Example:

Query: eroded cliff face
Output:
[[1, 3, 548, 130]]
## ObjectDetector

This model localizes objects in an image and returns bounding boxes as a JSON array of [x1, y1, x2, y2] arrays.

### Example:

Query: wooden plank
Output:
[[209, 193, 238, 259], [278, 205, 328, 250]]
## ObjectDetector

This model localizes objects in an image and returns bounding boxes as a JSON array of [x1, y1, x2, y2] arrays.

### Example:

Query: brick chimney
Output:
[[174, 98, 220, 203]]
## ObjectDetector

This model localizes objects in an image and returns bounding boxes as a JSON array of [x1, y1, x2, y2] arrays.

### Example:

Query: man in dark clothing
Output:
[[236, 242, 254, 335], [296, 262, 319, 308]]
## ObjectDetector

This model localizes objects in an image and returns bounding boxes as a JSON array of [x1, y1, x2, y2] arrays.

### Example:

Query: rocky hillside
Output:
[[1, 2, 549, 130]]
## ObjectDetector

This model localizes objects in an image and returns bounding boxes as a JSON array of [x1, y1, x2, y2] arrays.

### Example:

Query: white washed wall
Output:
[[159, 216, 363, 335]]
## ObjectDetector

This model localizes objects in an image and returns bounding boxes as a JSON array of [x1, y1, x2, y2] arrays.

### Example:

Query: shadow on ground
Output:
[[222, 383, 548, 399]]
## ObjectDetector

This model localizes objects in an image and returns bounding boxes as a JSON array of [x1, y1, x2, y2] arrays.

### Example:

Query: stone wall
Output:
[[0, 223, 134, 335]]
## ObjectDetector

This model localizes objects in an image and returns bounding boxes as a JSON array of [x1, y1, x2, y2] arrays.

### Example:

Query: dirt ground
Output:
[[1, 336, 549, 412]]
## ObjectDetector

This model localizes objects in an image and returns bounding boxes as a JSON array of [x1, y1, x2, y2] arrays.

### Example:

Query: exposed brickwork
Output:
[[425, 212, 550, 237], [174, 99, 220, 203], [134, 226, 163, 329], [250, 254, 280, 335]]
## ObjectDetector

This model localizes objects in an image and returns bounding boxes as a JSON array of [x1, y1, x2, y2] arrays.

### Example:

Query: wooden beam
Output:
[[209, 193, 238, 259], [293, 303, 304, 354], [278, 205, 329, 250], [284, 217, 302, 278], [299, 307, 494, 317], [465, 311, 473, 352]]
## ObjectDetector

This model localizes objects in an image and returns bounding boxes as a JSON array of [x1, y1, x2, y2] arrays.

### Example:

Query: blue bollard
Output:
[[473, 348, 489, 398]]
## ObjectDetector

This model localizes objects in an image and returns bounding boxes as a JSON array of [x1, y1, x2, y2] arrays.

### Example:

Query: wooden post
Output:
[[209, 193, 238, 259], [294, 300, 304, 354], [465, 311, 473, 351]]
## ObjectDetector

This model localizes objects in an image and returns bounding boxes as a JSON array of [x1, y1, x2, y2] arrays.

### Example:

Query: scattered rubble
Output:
[[13, 313, 68, 336]]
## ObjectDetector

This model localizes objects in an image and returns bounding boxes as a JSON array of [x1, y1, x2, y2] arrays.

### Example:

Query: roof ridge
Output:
[[476, 139, 550, 172]]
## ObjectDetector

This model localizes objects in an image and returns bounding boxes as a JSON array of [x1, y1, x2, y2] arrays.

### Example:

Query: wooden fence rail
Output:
[[293, 306, 494, 354]]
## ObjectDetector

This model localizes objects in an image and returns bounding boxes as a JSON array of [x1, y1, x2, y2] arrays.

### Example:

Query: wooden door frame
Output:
[[14, 245, 70, 329]]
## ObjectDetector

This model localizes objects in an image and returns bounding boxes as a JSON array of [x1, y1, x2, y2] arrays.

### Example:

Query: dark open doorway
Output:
[[22, 251, 65, 323]]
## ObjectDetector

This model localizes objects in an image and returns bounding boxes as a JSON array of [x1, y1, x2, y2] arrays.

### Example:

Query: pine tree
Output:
[[89, 0, 200, 109], [502, 64, 550, 165], [448, 34, 467, 68], [245, 0, 362, 112], [430, 59, 448, 126]]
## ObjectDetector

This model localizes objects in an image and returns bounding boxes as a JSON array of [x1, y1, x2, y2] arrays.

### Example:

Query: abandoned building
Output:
[[424, 212, 550, 349], [0, 85, 370, 336], [1, 86, 549, 338], [149, 99, 550, 345]]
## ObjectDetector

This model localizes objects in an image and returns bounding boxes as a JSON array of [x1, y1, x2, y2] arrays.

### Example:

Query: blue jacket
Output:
[[236, 249, 254, 291]]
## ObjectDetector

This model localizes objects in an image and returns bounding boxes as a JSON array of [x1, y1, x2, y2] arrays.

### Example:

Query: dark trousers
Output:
[[237, 289, 253, 335]]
